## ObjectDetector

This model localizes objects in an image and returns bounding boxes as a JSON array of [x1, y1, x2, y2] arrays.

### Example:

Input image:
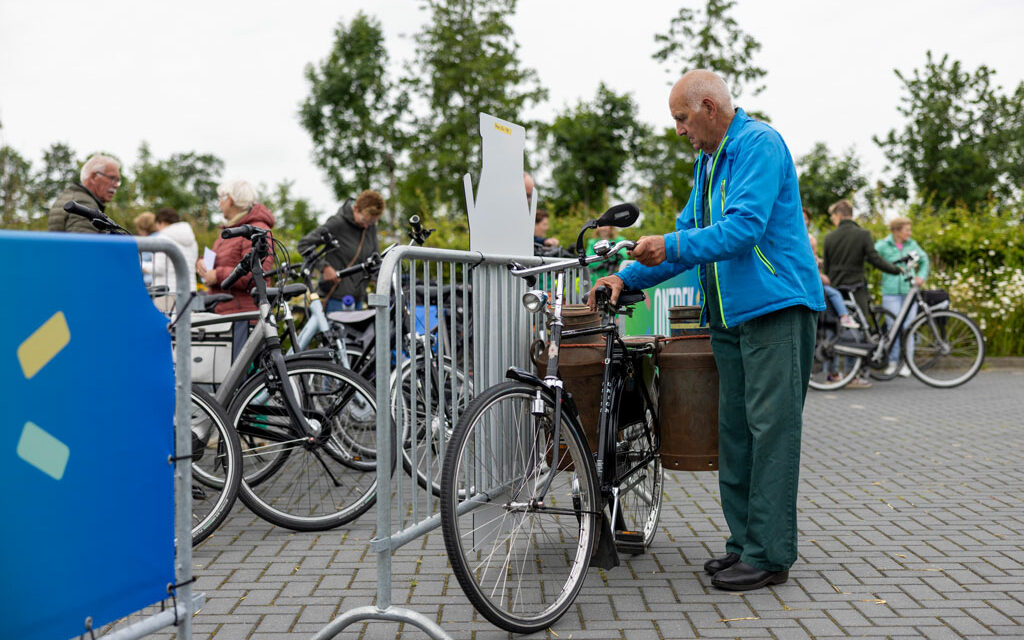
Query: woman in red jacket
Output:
[[195, 179, 276, 315]]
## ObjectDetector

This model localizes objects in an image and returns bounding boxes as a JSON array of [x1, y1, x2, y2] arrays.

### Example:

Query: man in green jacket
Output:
[[48, 155, 121, 233], [875, 216, 929, 375]]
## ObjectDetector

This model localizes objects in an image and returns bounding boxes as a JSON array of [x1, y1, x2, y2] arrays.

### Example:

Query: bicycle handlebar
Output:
[[511, 239, 636, 278], [221, 224, 267, 240], [63, 201, 128, 234], [219, 256, 250, 290]]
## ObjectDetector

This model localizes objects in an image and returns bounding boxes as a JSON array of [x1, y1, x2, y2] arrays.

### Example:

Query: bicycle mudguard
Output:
[[284, 348, 335, 362], [505, 365, 544, 387]]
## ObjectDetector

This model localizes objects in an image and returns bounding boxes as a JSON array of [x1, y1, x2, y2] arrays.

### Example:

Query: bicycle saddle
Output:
[[261, 283, 308, 301], [195, 293, 234, 311]]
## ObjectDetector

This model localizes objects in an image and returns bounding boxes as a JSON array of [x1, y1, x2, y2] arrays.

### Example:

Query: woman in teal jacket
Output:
[[875, 216, 929, 375]]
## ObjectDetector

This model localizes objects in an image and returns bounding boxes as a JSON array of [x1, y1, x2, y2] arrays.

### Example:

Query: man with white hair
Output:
[[593, 69, 825, 591], [48, 154, 121, 233]]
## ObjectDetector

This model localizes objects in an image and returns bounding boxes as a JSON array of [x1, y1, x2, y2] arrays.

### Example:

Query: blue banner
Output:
[[0, 231, 175, 640]]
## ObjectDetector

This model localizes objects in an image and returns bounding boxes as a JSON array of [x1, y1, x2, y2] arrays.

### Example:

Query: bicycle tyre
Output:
[[230, 359, 379, 531], [868, 306, 901, 381], [904, 310, 985, 388], [808, 319, 863, 390], [189, 386, 242, 546], [612, 405, 663, 554], [440, 381, 599, 634], [393, 354, 472, 496]]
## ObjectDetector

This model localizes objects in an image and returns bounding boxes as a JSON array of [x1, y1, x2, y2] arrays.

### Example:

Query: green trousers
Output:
[[709, 305, 816, 572]]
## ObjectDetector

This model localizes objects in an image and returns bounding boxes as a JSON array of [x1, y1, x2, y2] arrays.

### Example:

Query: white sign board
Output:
[[464, 113, 534, 257]]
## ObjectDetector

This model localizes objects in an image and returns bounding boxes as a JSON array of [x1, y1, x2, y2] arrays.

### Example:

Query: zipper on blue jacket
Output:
[[707, 137, 728, 327], [754, 245, 777, 276]]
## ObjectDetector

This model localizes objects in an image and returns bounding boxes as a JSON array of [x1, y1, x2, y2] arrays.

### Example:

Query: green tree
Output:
[[545, 83, 649, 211], [632, 126, 696, 210], [875, 51, 1024, 210], [299, 12, 404, 213], [131, 143, 223, 229], [399, 0, 547, 215], [24, 142, 80, 219], [653, 0, 767, 106], [0, 143, 33, 227], [796, 142, 868, 220], [264, 179, 321, 242]]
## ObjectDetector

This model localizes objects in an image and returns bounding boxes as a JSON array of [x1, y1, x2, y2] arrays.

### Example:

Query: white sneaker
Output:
[[899, 364, 911, 377], [883, 362, 898, 376], [840, 316, 860, 329]]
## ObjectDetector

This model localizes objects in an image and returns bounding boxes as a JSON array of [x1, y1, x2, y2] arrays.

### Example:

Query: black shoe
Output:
[[711, 561, 789, 591], [703, 552, 741, 575]]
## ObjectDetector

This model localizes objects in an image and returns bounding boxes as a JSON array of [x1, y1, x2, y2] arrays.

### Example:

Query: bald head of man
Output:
[[669, 69, 735, 155]]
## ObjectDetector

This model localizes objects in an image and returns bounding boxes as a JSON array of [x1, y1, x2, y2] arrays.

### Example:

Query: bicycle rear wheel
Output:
[[612, 406, 662, 554], [905, 310, 984, 388], [230, 359, 378, 531], [440, 381, 598, 634], [808, 320, 862, 390], [189, 386, 241, 545]]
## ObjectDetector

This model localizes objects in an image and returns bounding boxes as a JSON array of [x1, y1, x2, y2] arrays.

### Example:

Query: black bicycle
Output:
[[439, 203, 662, 634]]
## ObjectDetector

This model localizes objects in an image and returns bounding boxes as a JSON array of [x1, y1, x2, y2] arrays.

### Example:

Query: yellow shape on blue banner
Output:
[[17, 422, 71, 481], [17, 311, 70, 379]]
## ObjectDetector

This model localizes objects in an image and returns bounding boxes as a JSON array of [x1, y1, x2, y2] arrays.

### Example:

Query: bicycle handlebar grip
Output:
[[63, 200, 106, 222], [586, 285, 610, 305], [221, 224, 257, 239], [219, 259, 249, 290]]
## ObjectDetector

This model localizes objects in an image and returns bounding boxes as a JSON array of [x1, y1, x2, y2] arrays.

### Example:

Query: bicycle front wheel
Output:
[[190, 386, 241, 545], [230, 359, 378, 531], [440, 381, 599, 634], [613, 406, 662, 554], [905, 310, 985, 388]]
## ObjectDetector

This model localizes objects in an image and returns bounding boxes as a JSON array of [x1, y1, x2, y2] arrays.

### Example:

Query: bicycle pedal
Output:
[[192, 485, 208, 501], [614, 530, 645, 555]]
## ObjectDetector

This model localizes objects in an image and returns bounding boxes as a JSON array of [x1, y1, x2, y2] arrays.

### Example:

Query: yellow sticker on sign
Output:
[[18, 311, 71, 379], [494, 122, 512, 135]]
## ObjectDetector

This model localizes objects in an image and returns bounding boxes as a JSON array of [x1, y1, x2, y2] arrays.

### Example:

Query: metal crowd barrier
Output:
[[312, 246, 588, 640], [96, 238, 202, 640], [0, 232, 200, 640]]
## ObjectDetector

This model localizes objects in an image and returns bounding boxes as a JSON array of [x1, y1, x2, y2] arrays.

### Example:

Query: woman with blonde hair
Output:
[[875, 216, 930, 376]]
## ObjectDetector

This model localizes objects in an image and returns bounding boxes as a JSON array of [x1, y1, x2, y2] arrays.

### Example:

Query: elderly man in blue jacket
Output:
[[593, 69, 825, 591]]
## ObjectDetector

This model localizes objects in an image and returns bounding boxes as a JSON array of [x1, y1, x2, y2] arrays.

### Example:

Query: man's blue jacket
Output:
[[618, 108, 825, 327]]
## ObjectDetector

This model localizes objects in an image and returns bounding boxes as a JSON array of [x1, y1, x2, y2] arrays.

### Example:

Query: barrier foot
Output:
[[311, 605, 454, 640]]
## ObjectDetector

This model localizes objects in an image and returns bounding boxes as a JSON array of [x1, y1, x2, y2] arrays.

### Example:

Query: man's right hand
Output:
[[323, 265, 340, 282], [589, 274, 625, 310]]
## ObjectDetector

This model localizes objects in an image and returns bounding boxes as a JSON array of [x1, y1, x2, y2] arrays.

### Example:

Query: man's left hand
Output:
[[629, 235, 667, 267], [914, 276, 924, 287]]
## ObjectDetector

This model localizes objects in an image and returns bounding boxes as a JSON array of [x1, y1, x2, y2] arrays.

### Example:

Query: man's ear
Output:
[[702, 97, 717, 118]]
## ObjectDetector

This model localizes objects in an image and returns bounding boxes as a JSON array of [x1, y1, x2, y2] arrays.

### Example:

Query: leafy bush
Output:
[[864, 204, 1024, 356]]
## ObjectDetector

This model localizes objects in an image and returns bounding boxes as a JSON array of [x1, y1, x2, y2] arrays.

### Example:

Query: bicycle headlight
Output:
[[522, 289, 548, 314]]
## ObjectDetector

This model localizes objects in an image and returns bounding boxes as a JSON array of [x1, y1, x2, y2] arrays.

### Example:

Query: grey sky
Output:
[[2, 0, 1021, 217]]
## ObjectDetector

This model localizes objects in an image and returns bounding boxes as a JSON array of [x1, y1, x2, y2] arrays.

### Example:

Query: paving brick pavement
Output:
[[107, 368, 1023, 639]]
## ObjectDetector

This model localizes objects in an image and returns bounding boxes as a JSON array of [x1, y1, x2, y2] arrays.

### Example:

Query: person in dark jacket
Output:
[[822, 199, 901, 321], [296, 190, 385, 313], [48, 154, 121, 233], [195, 179, 276, 315]]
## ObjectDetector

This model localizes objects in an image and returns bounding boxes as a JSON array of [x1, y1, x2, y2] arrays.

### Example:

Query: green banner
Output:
[[619, 262, 703, 336]]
